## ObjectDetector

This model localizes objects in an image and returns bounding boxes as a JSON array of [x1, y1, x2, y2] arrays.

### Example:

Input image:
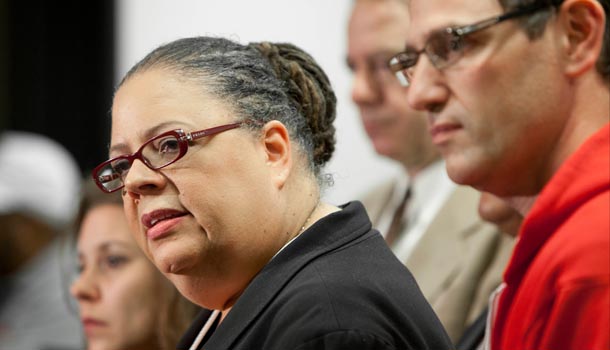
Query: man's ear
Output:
[[261, 120, 292, 189], [559, 0, 606, 77]]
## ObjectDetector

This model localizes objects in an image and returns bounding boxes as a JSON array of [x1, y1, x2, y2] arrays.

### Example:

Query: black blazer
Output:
[[178, 202, 453, 350]]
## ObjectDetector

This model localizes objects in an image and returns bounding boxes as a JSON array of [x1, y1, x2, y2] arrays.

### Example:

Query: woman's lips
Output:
[[146, 216, 185, 240], [81, 318, 107, 335], [141, 209, 187, 228], [141, 209, 188, 240]]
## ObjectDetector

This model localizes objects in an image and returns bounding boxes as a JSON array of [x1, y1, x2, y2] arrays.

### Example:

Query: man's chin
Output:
[[372, 141, 396, 158], [445, 154, 479, 187]]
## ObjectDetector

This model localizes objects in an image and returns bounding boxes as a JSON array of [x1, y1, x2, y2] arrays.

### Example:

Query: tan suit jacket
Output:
[[360, 180, 515, 342]]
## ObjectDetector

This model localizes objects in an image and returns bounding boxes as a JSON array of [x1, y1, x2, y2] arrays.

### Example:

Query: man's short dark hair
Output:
[[499, 0, 609, 82]]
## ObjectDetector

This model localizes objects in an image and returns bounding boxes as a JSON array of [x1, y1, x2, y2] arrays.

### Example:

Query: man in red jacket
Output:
[[390, 0, 609, 348]]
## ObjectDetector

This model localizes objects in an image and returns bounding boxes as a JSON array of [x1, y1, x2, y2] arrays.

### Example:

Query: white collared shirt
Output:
[[376, 160, 456, 261]]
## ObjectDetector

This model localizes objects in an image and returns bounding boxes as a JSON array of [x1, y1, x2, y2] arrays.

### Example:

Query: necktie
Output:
[[385, 186, 412, 247]]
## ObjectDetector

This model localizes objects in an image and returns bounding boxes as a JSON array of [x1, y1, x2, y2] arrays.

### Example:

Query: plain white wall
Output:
[[116, 0, 401, 205]]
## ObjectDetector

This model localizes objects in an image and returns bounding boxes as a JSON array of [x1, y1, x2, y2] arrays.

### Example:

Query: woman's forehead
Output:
[[114, 71, 203, 116], [110, 71, 235, 153], [79, 206, 136, 248]]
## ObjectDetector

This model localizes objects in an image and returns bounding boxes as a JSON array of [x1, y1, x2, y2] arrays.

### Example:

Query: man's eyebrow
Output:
[[404, 21, 463, 51], [347, 51, 405, 69], [372, 51, 402, 61]]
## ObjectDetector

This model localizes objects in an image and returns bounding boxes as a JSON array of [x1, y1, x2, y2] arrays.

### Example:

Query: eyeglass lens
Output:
[[427, 31, 463, 68], [96, 133, 184, 192], [96, 161, 128, 192]]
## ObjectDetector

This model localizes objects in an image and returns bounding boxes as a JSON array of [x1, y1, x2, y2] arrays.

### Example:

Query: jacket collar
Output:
[[181, 201, 373, 349], [505, 122, 610, 284]]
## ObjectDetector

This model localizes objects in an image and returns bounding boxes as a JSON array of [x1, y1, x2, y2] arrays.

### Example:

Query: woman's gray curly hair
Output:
[[118, 36, 337, 181]]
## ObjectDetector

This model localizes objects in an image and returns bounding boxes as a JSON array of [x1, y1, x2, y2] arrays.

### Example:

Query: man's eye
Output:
[[448, 36, 463, 52], [427, 34, 452, 60]]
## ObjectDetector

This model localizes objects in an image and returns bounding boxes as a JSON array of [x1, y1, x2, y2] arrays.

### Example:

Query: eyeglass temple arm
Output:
[[187, 122, 244, 141], [454, 1, 556, 36]]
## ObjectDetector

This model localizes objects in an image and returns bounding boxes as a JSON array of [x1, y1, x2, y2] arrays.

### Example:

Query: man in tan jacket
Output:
[[346, 0, 514, 342]]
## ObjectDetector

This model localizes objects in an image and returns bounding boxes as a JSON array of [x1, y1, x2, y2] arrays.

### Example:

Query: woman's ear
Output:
[[261, 120, 292, 189], [558, 0, 606, 77]]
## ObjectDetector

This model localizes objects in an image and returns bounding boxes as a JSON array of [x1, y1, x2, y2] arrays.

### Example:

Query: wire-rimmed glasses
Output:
[[92, 122, 244, 193], [388, 1, 560, 87]]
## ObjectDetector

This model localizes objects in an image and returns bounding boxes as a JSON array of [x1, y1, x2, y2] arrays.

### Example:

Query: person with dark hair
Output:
[[347, 0, 514, 343], [391, 0, 609, 348], [70, 180, 199, 350], [91, 36, 453, 349]]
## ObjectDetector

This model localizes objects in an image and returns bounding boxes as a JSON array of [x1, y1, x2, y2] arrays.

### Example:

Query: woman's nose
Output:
[[123, 159, 167, 198], [70, 268, 100, 302]]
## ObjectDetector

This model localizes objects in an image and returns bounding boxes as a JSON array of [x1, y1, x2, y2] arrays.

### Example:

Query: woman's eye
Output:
[[158, 138, 180, 154], [113, 159, 131, 175], [104, 255, 128, 269]]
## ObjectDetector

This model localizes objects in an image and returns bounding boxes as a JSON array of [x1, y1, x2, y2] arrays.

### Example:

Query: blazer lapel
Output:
[[405, 186, 482, 303], [203, 202, 372, 349], [359, 179, 397, 226]]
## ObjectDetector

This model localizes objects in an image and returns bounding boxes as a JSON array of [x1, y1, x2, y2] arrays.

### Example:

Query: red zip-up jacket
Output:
[[491, 123, 610, 350]]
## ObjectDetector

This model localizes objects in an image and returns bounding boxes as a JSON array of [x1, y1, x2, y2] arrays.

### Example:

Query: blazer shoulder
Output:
[[357, 178, 399, 224]]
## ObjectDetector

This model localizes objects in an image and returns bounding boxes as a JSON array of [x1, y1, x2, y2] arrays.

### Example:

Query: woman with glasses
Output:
[[70, 180, 199, 350], [94, 36, 452, 349]]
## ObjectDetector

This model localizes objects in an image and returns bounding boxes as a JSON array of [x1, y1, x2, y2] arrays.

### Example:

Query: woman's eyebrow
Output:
[[108, 121, 188, 155], [76, 240, 132, 258], [108, 142, 129, 155], [98, 240, 133, 253]]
